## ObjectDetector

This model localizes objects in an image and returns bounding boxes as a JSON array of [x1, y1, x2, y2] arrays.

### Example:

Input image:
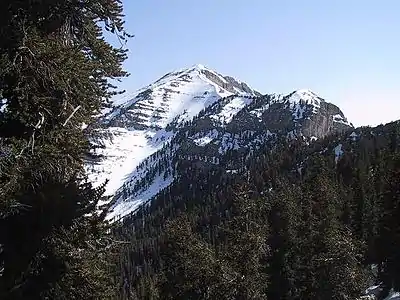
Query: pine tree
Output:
[[0, 0, 130, 298], [219, 187, 269, 299], [376, 151, 400, 296], [266, 182, 301, 299], [297, 157, 368, 300], [159, 215, 234, 300]]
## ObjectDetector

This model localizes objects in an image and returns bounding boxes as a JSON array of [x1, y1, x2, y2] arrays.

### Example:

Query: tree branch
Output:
[[63, 105, 81, 127]]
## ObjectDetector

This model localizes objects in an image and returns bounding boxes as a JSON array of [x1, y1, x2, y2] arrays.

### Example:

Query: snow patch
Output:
[[334, 143, 343, 163], [106, 65, 247, 130], [218, 133, 241, 154], [249, 103, 270, 119], [107, 173, 174, 222], [333, 113, 349, 125], [349, 131, 359, 141], [285, 89, 321, 115], [86, 127, 174, 197], [385, 291, 400, 300], [363, 284, 400, 300], [211, 96, 253, 124], [226, 169, 238, 174], [287, 130, 297, 140], [0, 99, 7, 113], [292, 102, 307, 120], [193, 129, 219, 146]]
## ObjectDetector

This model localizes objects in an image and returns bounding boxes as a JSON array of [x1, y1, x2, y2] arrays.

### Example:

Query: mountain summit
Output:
[[86, 65, 260, 198], [104, 64, 260, 130], [85, 65, 352, 220]]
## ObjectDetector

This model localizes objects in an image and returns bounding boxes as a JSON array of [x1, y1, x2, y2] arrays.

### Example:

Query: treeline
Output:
[[114, 121, 400, 300]]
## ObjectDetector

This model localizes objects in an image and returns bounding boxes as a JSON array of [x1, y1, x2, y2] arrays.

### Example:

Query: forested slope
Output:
[[113, 121, 400, 300]]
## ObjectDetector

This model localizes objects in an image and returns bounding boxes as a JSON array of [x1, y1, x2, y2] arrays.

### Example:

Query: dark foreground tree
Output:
[[376, 151, 400, 297], [0, 0, 130, 298]]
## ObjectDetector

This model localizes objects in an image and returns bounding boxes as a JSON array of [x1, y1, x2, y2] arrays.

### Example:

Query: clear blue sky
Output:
[[117, 0, 399, 127]]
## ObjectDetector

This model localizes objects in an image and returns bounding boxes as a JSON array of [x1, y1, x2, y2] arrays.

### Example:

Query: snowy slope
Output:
[[86, 64, 352, 221], [104, 64, 259, 130], [211, 96, 254, 124], [86, 64, 260, 211], [86, 128, 174, 204]]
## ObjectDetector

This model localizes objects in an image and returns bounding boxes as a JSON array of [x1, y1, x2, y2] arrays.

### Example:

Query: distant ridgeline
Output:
[[110, 119, 400, 299], [87, 64, 351, 223], [87, 66, 400, 300]]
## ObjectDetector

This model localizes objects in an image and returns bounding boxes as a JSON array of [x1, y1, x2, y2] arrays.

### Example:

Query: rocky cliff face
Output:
[[273, 89, 350, 138], [85, 65, 353, 221]]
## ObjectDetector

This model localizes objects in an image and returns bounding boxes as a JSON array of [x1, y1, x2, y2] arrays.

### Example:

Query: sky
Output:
[[116, 0, 400, 127]]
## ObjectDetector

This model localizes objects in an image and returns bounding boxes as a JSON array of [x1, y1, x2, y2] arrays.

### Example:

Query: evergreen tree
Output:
[[376, 151, 400, 296], [297, 157, 368, 300], [112, 121, 400, 298], [266, 182, 300, 299], [159, 215, 234, 300], [0, 0, 130, 298], [219, 187, 269, 300]]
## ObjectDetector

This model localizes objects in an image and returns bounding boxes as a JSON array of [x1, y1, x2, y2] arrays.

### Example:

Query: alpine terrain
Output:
[[3, 1, 399, 299], [86, 64, 351, 221], [88, 65, 400, 300]]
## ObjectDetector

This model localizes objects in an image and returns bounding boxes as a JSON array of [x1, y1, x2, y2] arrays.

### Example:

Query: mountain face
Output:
[[114, 118, 400, 300], [85, 64, 352, 221]]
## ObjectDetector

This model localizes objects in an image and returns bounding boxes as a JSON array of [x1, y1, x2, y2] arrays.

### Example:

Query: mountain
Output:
[[85, 64, 352, 221], [113, 119, 400, 300], [86, 64, 259, 197], [88, 65, 400, 299]]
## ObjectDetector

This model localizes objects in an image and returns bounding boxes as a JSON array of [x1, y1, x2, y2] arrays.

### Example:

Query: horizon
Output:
[[115, 0, 400, 127]]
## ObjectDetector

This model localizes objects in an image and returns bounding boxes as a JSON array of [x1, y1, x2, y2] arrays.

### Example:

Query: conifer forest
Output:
[[0, 1, 399, 299]]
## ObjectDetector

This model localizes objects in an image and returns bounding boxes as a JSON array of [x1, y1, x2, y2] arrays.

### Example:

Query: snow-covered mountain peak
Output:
[[103, 64, 260, 130], [87, 65, 260, 200], [279, 89, 324, 118], [189, 63, 207, 70], [285, 89, 321, 104], [86, 66, 353, 221]]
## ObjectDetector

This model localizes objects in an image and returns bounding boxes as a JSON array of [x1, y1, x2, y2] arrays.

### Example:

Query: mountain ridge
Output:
[[85, 64, 352, 220], [86, 64, 261, 201], [114, 117, 400, 300]]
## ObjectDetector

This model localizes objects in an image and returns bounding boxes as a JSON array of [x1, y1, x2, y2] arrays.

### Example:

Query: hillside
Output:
[[84, 65, 400, 300], [113, 119, 400, 300], [85, 64, 351, 221], [2, 1, 398, 299]]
